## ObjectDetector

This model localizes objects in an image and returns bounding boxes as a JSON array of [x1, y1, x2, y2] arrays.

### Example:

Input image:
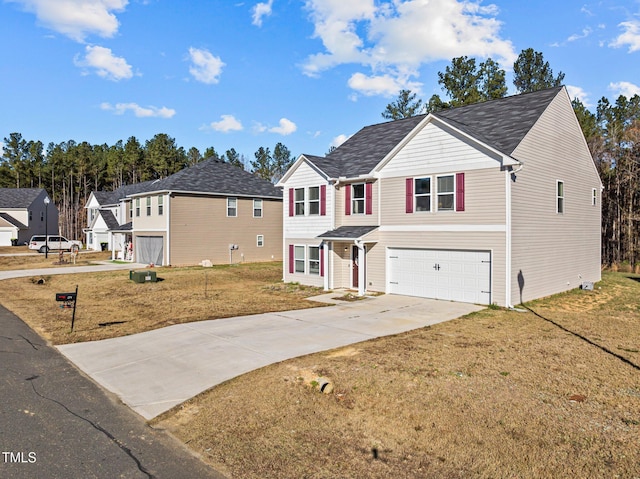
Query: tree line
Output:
[[0, 133, 293, 241], [382, 48, 640, 270]]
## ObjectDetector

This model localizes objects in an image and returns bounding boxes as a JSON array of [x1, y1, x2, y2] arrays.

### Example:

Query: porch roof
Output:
[[110, 221, 132, 233], [0, 213, 27, 229], [317, 225, 378, 241]]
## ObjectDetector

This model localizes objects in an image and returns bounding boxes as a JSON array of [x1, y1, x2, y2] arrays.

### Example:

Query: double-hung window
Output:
[[294, 188, 305, 216], [227, 197, 237, 217], [557, 181, 564, 213], [294, 245, 305, 273], [135, 198, 140, 217], [437, 175, 455, 211], [308, 187, 320, 215], [253, 199, 263, 218], [158, 196, 163, 215], [592, 188, 597, 206], [414, 177, 431, 212], [308, 246, 320, 275], [146, 197, 152, 216], [352, 183, 365, 214], [257, 235, 264, 247]]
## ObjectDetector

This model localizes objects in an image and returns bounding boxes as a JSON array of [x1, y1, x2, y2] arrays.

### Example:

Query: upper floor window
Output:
[[227, 197, 237, 217], [309, 187, 320, 215], [40, 211, 44, 221], [29, 210, 33, 221], [146, 197, 152, 216], [437, 175, 454, 211], [294, 188, 305, 215], [351, 183, 365, 214], [253, 199, 263, 218], [158, 196, 163, 215], [414, 177, 431, 212], [129, 201, 133, 219], [592, 188, 597, 206], [557, 181, 564, 214], [135, 198, 140, 217]]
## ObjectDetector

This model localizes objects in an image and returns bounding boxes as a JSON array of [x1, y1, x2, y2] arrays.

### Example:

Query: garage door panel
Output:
[[388, 248, 491, 304]]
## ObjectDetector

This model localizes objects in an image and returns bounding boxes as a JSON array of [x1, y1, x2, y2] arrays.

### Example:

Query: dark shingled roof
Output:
[[99, 210, 120, 230], [0, 188, 46, 208], [0, 212, 27, 229], [317, 225, 378, 240], [140, 158, 282, 198], [302, 87, 562, 178], [111, 221, 132, 232], [97, 180, 158, 206]]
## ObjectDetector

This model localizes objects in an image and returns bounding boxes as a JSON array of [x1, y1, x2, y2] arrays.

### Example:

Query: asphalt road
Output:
[[0, 305, 225, 479]]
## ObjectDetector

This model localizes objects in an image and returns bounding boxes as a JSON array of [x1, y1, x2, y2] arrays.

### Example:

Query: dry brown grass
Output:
[[154, 271, 640, 479], [0, 262, 324, 344], [0, 246, 111, 270]]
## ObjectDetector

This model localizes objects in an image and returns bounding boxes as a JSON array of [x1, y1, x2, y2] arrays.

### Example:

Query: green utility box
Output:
[[129, 270, 157, 283]]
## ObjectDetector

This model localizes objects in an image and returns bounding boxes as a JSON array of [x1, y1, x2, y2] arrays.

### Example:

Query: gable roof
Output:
[[133, 159, 282, 199], [299, 87, 563, 179], [0, 212, 27, 229], [94, 180, 158, 206], [0, 188, 46, 208], [99, 209, 120, 230]]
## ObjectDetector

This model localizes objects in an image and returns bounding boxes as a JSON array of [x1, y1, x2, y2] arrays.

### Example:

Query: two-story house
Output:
[[278, 86, 602, 307], [0, 188, 58, 246], [127, 158, 283, 266]]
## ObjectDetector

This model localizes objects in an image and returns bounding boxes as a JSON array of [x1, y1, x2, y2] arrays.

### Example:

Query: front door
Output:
[[352, 245, 359, 288]]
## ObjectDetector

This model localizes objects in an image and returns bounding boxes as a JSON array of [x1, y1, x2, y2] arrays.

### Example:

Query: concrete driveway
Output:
[[58, 294, 482, 420]]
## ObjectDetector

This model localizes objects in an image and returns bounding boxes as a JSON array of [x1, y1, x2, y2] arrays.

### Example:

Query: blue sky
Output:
[[1, 0, 639, 165]]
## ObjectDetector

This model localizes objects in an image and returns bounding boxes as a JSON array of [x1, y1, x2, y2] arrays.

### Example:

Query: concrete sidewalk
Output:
[[58, 295, 482, 420]]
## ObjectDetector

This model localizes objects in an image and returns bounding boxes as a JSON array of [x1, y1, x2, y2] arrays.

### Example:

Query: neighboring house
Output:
[[0, 188, 58, 246], [126, 159, 283, 266], [84, 181, 156, 258], [277, 86, 602, 307]]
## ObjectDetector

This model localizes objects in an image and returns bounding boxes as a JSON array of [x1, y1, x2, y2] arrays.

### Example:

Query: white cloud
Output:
[[74, 45, 133, 81], [188, 47, 225, 84], [567, 27, 592, 42], [347, 71, 422, 97], [269, 118, 297, 135], [101, 102, 175, 118], [609, 81, 640, 98], [6, 0, 128, 42], [566, 85, 592, 107], [330, 133, 350, 148], [252, 0, 274, 27], [302, 0, 516, 96], [203, 115, 244, 133], [610, 20, 640, 52]]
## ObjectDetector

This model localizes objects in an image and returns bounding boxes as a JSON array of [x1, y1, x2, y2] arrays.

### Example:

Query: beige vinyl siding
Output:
[[334, 182, 378, 228], [283, 239, 325, 287], [510, 90, 601, 305], [170, 195, 282, 266], [132, 195, 166, 230], [328, 242, 352, 289], [379, 120, 502, 177], [380, 168, 505, 226], [366, 231, 506, 305]]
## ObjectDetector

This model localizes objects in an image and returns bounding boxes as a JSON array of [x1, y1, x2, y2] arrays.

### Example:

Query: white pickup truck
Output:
[[28, 235, 83, 253]]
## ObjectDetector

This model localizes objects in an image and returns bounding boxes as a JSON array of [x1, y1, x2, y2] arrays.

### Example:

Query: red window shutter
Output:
[[288, 188, 294, 217], [456, 173, 465, 212], [405, 178, 414, 213], [320, 185, 326, 216], [365, 183, 373, 215], [345, 186, 351, 216], [288, 245, 294, 274], [320, 246, 324, 277]]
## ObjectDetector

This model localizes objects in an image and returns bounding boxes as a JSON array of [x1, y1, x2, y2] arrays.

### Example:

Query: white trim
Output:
[[293, 244, 306, 274], [227, 197, 238, 217], [323, 242, 330, 291], [253, 198, 263, 218], [257, 234, 264, 247], [505, 170, 512, 308], [436, 174, 455, 212], [380, 224, 506, 232], [556, 179, 564, 214], [166, 194, 171, 265]]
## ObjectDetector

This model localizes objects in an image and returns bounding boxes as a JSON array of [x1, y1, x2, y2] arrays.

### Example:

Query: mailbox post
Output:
[[55, 285, 78, 332]]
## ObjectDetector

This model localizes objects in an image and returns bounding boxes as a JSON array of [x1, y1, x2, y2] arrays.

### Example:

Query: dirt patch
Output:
[[154, 271, 640, 478]]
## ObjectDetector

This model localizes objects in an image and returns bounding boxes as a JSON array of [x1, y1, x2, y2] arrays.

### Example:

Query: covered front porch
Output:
[[317, 225, 378, 297]]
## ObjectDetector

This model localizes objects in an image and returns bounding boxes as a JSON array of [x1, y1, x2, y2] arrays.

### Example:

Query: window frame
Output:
[[436, 174, 455, 212], [308, 246, 320, 276], [257, 234, 264, 247], [308, 186, 320, 216], [557, 180, 564, 214], [294, 245, 305, 273], [158, 195, 164, 216], [414, 177, 432, 212], [592, 188, 597, 206], [146, 197, 152, 216], [253, 198, 263, 218], [227, 197, 237, 217], [294, 188, 305, 216], [135, 198, 140, 217], [351, 183, 365, 215]]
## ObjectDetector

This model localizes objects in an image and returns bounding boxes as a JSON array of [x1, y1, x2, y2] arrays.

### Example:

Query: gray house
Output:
[[278, 86, 602, 307], [0, 188, 58, 246]]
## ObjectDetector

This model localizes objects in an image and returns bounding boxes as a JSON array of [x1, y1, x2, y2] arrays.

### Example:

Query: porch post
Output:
[[357, 242, 365, 296], [323, 242, 330, 291]]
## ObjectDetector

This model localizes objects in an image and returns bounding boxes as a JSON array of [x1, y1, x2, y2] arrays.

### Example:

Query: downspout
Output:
[[505, 160, 522, 308]]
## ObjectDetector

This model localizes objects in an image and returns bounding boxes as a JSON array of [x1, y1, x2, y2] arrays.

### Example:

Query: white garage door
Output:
[[0, 230, 13, 246], [388, 248, 491, 304]]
